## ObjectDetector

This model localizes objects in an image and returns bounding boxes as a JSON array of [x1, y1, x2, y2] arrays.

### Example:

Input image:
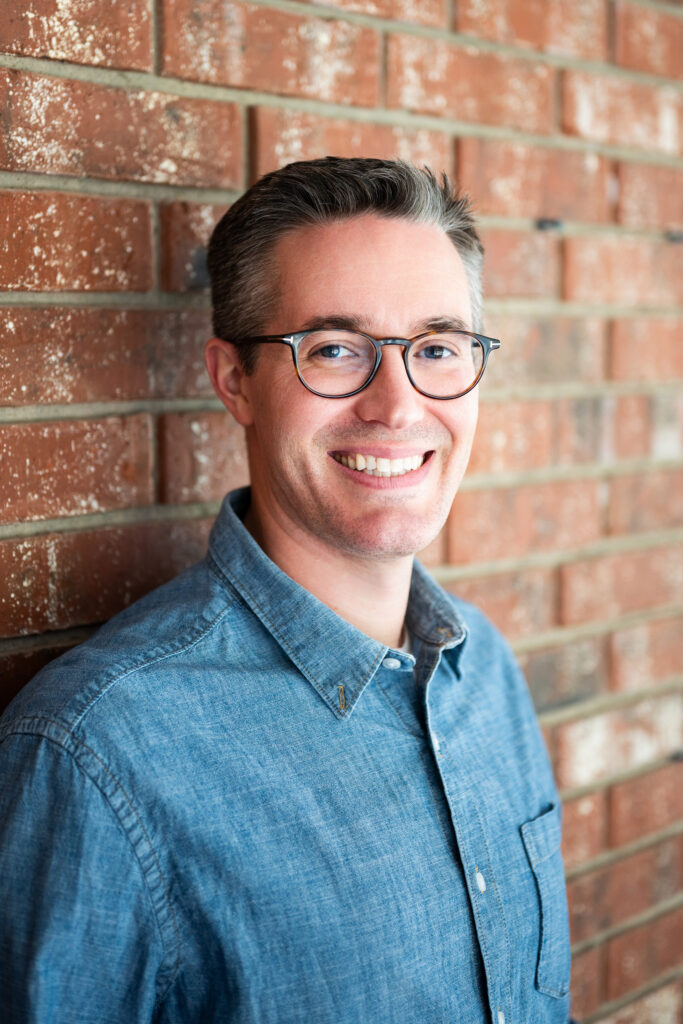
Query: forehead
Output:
[[266, 214, 472, 334]]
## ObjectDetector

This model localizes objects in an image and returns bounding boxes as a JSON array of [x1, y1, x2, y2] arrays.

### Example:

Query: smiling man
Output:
[[0, 158, 572, 1023]]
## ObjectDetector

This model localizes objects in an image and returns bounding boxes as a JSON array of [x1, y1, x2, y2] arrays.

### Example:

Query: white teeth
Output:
[[334, 452, 426, 477]]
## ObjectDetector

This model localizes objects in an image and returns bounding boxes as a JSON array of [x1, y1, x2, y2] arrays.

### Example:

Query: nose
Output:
[[352, 344, 424, 429]]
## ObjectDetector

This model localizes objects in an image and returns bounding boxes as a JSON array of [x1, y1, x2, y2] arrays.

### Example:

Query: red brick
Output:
[[518, 636, 608, 712], [610, 618, 683, 693], [562, 792, 608, 871], [0, 520, 211, 638], [386, 35, 555, 133], [610, 763, 683, 846], [0, 639, 86, 713], [0, 192, 152, 292], [457, 0, 608, 60], [564, 237, 682, 308], [608, 468, 683, 535], [251, 107, 453, 181], [0, 308, 213, 405], [606, 906, 683, 1000], [597, 983, 682, 1024], [615, 1, 683, 79], [481, 316, 607, 388], [160, 203, 228, 293], [610, 395, 652, 459], [555, 694, 683, 788], [470, 398, 604, 475], [457, 138, 610, 222], [159, 412, 249, 505], [560, 546, 683, 625], [0, 0, 152, 71], [444, 567, 557, 640], [569, 947, 603, 1020], [449, 479, 602, 564], [617, 163, 683, 230], [161, 2, 380, 106], [0, 71, 243, 188], [481, 229, 561, 299], [611, 319, 683, 381], [563, 71, 682, 155], [568, 836, 683, 944], [297, 0, 447, 25], [0, 417, 154, 524]]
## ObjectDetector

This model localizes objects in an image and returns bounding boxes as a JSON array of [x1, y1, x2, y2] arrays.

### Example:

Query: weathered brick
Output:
[[555, 694, 683, 788], [569, 947, 603, 1021], [617, 163, 683, 230], [606, 906, 683, 1000], [481, 229, 561, 299], [610, 618, 683, 693], [0, 71, 242, 188], [563, 71, 681, 154], [0, 192, 152, 291], [160, 203, 228, 293], [161, 1, 380, 106], [611, 319, 683, 381], [0, 417, 154, 524], [158, 412, 249, 505], [615, 1, 683, 79], [597, 983, 682, 1024], [297, 0, 447, 25], [562, 791, 607, 871], [449, 479, 602, 564], [608, 468, 683, 535], [610, 762, 683, 846], [457, 138, 610, 222], [251, 107, 453, 181], [0, 0, 152, 70], [470, 398, 604, 475], [444, 568, 558, 640], [568, 837, 683, 944], [0, 308, 213, 404], [0, 521, 211, 638], [564, 236, 681, 307], [481, 316, 607, 388], [457, 0, 608, 60], [560, 547, 683, 625], [518, 636, 608, 713], [387, 35, 555, 132], [609, 395, 652, 460]]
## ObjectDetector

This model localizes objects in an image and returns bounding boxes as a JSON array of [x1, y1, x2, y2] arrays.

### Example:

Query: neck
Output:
[[243, 502, 412, 650]]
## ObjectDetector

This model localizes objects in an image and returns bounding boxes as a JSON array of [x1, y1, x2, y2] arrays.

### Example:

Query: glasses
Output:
[[229, 329, 500, 400]]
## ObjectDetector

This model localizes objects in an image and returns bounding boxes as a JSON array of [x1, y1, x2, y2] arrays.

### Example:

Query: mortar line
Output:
[[512, 603, 683, 656], [559, 752, 682, 803], [538, 675, 683, 729], [0, 501, 222, 541], [571, 892, 683, 957], [583, 968, 683, 1024], [1, 55, 682, 169], [565, 821, 683, 882]]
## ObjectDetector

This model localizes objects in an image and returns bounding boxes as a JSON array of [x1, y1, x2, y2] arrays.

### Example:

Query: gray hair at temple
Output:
[[207, 156, 485, 373]]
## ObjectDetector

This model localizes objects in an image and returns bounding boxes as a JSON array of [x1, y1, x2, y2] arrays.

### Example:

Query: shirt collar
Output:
[[208, 488, 467, 720]]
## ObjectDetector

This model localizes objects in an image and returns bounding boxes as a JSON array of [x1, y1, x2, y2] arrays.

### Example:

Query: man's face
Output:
[[239, 213, 479, 562]]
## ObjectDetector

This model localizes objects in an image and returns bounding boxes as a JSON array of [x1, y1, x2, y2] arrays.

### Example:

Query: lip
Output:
[[329, 450, 434, 488]]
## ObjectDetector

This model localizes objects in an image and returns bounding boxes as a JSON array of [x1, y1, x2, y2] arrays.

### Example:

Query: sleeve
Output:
[[0, 732, 166, 1024]]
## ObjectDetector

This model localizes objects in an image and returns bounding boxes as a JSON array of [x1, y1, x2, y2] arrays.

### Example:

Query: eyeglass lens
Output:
[[295, 330, 484, 398]]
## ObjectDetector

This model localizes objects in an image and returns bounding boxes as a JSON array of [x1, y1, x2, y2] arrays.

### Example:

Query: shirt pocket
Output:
[[520, 802, 571, 999]]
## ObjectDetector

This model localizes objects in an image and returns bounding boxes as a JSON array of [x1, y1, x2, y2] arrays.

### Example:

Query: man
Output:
[[0, 158, 572, 1023]]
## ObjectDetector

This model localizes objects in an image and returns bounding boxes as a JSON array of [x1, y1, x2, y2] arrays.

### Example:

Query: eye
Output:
[[418, 344, 458, 360], [310, 343, 357, 361]]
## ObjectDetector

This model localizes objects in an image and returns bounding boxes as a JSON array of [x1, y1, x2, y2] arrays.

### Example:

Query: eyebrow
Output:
[[299, 313, 472, 334]]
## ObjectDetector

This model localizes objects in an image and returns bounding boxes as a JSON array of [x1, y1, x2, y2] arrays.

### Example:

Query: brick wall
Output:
[[1, 2, 681, 1018]]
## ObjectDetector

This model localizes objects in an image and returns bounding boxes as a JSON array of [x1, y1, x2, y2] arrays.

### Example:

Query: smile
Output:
[[331, 452, 428, 477]]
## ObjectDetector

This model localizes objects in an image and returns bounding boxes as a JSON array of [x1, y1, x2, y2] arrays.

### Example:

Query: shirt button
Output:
[[431, 733, 440, 754], [497, 1010, 505, 1024], [382, 656, 401, 670], [475, 868, 486, 893]]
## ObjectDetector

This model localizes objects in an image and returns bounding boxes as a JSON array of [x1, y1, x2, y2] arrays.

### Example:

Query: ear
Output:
[[204, 338, 255, 427]]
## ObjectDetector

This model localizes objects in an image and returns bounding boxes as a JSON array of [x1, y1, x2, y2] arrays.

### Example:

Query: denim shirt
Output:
[[0, 488, 572, 1024]]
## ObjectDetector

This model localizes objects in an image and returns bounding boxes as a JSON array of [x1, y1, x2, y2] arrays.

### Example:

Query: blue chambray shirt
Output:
[[0, 488, 572, 1023]]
